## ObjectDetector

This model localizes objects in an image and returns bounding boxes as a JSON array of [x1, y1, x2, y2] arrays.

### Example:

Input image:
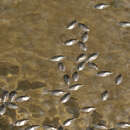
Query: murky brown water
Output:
[[0, 0, 130, 130]]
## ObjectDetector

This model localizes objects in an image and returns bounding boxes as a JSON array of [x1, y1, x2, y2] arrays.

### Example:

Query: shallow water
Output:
[[0, 0, 130, 130]]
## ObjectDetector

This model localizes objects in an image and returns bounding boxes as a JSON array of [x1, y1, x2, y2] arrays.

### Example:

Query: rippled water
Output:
[[0, 0, 130, 130]]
